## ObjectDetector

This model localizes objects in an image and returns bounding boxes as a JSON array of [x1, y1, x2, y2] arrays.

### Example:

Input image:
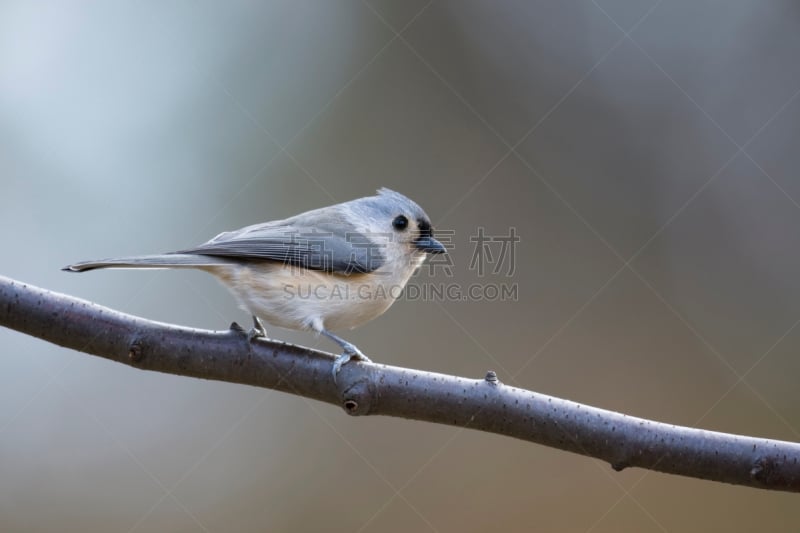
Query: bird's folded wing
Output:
[[175, 224, 386, 274]]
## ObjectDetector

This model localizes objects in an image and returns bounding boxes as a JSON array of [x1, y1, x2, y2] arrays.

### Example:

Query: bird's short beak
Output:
[[414, 236, 446, 254]]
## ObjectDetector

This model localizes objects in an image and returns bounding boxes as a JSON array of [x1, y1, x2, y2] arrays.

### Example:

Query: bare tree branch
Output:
[[1, 274, 799, 492]]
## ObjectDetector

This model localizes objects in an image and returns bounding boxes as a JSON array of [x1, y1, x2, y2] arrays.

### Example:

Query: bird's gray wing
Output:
[[174, 220, 386, 274]]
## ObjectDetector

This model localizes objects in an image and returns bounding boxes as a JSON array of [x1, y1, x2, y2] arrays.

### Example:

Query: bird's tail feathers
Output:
[[62, 253, 233, 272]]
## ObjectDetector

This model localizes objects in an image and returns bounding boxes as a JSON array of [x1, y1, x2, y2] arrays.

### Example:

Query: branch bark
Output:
[[1, 274, 799, 492]]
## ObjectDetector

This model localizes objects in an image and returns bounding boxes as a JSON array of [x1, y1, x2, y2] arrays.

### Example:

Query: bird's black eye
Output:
[[392, 215, 409, 231]]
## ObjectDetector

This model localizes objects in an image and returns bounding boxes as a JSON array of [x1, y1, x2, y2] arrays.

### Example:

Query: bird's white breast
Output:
[[206, 253, 424, 332]]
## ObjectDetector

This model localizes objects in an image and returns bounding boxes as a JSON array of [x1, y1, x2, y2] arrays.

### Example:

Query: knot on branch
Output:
[[128, 339, 145, 363], [340, 377, 374, 416]]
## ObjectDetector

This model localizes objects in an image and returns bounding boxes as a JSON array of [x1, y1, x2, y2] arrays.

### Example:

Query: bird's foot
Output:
[[332, 343, 372, 381], [248, 316, 268, 341], [318, 328, 371, 382], [248, 329, 265, 341]]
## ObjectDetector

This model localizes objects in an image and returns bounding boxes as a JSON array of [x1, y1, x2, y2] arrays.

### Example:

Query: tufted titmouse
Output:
[[64, 188, 445, 376]]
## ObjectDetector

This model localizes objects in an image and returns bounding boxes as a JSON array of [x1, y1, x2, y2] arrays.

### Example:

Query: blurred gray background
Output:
[[2, 1, 800, 531]]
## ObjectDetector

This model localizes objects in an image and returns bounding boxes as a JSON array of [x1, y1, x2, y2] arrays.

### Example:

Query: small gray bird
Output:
[[64, 188, 445, 376]]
